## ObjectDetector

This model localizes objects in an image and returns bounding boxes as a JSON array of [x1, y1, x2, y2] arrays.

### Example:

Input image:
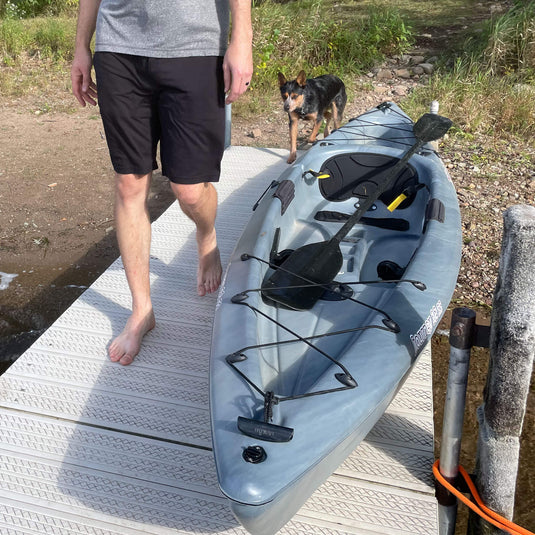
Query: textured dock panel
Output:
[[0, 146, 438, 534]]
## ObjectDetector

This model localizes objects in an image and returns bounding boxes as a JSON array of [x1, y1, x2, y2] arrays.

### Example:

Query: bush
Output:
[[1, 16, 75, 62], [466, 0, 535, 80], [1, 0, 77, 18], [405, 58, 535, 139], [251, 0, 413, 91]]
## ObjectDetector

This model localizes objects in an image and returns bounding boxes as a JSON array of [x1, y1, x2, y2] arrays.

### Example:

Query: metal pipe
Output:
[[437, 307, 476, 535], [224, 103, 232, 149]]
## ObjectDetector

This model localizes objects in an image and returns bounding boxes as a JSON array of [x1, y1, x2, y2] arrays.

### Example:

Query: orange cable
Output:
[[433, 460, 534, 535]]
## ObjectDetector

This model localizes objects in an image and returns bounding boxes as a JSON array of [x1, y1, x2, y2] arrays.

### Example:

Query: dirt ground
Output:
[[1, 52, 534, 532]]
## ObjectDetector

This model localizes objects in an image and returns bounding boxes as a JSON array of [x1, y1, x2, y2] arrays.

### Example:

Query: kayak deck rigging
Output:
[[225, 250, 427, 439]]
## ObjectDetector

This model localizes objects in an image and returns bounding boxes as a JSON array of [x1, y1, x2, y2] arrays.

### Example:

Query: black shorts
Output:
[[93, 52, 226, 184]]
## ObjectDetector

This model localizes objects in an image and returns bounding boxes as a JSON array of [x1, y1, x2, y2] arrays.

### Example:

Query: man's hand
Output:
[[223, 39, 253, 104], [71, 48, 97, 107]]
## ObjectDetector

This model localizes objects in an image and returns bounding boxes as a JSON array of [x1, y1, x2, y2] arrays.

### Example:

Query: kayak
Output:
[[210, 101, 461, 534]]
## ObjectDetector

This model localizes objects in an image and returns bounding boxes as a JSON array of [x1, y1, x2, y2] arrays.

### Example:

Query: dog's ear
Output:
[[277, 72, 287, 87], [296, 70, 307, 87]]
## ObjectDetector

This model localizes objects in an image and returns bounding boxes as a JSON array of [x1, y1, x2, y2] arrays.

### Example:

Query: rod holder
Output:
[[437, 307, 476, 535]]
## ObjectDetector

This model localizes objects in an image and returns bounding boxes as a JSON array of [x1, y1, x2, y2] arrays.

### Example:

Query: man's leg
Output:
[[170, 181, 222, 296], [108, 172, 156, 365]]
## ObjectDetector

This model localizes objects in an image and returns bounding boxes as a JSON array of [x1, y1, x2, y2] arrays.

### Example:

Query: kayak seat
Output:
[[318, 153, 419, 209]]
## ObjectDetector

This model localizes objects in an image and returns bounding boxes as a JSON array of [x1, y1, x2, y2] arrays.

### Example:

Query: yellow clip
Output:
[[387, 193, 407, 212], [307, 169, 330, 179]]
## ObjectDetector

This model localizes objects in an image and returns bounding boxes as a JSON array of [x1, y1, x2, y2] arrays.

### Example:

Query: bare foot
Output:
[[108, 310, 156, 366], [197, 229, 222, 296]]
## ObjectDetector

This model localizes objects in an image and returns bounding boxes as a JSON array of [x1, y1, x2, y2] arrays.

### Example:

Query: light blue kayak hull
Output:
[[210, 102, 461, 534]]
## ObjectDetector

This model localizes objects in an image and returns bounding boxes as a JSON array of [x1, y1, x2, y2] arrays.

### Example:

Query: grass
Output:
[[0, 15, 75, 63], [0, 0, 533, 141], [250, 0, 413, 92], [403, 57, 535, 140], [403, 0, 535, 140]]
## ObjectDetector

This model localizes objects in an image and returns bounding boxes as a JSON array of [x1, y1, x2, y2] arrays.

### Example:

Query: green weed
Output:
[[404, 56, 535, 140], [467, 0, 535, 79], [251, 0, 413, 91], [1, 0, 77, 18], [1, 16, 75, 62]]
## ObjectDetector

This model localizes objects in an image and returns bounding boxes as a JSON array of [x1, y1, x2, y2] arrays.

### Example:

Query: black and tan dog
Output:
[[278, 70, 346, 164]]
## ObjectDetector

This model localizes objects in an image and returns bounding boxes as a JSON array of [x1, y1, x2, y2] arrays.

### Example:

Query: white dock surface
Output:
[[0, 146, 438, 535]]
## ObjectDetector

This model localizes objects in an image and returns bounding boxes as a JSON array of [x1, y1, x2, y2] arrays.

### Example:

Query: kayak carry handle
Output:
[[237, 416, 294, 442]]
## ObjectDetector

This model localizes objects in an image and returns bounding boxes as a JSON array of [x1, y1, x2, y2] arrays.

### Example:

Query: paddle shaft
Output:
[[330, 139, 425, 245]]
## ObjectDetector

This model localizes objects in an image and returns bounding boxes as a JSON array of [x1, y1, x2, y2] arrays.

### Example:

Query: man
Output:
[[71, 0, 253, 365]]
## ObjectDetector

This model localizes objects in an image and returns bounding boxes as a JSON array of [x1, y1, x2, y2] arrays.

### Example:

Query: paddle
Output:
[[262, 112, 453, 310]]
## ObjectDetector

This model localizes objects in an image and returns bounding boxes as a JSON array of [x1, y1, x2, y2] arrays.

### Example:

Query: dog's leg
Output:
[[323, 110, 332, 137], [307, 112, 322, 143], [287, 112, 299, 164], [332, 102, 341, 130], [333, 87, 347, 129]]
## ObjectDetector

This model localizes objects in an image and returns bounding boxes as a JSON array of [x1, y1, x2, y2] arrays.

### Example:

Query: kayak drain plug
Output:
[[243, 445, 267, 464]]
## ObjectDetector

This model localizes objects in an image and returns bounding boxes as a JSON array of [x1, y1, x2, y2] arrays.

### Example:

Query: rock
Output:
[[395, 69, 411, 79], [411, 66, 424, 76], [392, 85, 408, 96], [374, 85, 389, 94], [419, 63, 435, 75], [410, 55, 425, 65], [376, 69, 393, 80], [251, 128, 262, 139]]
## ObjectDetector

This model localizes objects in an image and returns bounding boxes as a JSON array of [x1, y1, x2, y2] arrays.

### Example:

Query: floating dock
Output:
[[0, 146, 438, 534]]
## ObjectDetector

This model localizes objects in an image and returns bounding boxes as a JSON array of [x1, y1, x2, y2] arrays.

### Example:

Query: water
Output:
[[0, 272, 18, 291]]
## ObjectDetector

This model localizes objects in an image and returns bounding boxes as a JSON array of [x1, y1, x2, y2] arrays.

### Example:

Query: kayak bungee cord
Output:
[[227, 290, 363, 426], [326, 103, 424, 149], [229, 290, 358, 387], [242, 252, 425, 331], [224, 253, 425, 425]]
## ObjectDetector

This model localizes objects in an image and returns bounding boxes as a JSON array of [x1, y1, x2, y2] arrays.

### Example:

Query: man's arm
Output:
[[224, 0, 253, 104], [71, 0, 101, 107]]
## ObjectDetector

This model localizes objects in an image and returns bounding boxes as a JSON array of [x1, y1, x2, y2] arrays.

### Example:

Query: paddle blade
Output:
[[262, 241, 343, 310], [413, 113, 452, 142]]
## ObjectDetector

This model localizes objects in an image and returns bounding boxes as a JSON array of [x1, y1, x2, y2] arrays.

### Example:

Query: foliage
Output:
[[0, 16, 75, 62], [0, 0, 77, 18], [251, 0, 413, 91], [402, 1, 535, 140], [470, 0, 535, 80], [404, 57, 535, 139]]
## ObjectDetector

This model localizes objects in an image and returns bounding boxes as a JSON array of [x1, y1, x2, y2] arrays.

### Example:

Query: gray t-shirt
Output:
[[95, 0, 230, 58]]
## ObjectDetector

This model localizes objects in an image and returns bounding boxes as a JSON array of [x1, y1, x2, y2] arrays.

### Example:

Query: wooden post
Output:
[[468, 205, 535, 534]]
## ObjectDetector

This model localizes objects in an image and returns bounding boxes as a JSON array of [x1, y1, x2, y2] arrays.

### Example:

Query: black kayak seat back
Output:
[[318, 153, 419, 209]]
